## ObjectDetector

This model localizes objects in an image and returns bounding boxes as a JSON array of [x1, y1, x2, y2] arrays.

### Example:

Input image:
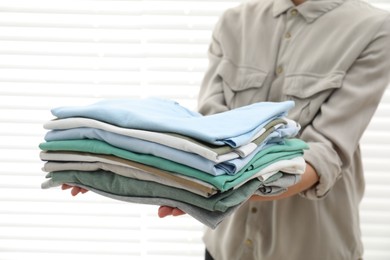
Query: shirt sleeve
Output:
[[300, 15, 390, 199]]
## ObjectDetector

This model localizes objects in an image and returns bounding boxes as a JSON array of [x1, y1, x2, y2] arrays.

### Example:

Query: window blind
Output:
[[0, 1, 389, 259]]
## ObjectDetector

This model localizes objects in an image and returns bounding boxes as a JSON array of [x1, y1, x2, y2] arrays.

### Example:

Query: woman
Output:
[[158, 0, 390, 259]]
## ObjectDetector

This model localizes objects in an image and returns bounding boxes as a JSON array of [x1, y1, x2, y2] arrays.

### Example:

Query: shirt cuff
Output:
[[299, 142, 342, 200]]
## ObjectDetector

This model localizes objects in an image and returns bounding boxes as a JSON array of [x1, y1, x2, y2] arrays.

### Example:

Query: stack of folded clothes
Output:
[[39, 97, 308, 228]]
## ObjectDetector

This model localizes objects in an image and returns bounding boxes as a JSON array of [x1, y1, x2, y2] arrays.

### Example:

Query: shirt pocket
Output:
[[283, 72, 345, 126], [217, 59, 268, 108]]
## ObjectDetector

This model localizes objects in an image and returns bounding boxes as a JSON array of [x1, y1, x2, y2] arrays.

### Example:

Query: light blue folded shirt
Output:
[[51, 97, 294, 147], [44, 120, 300, 176]]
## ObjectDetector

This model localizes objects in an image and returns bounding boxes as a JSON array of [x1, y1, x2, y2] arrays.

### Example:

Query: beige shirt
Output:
[[199, 0, 390, 259]]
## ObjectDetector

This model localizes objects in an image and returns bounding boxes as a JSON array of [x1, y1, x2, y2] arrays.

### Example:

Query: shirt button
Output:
[[291, 9, 298, 16], [245, 239, 253, 247], [276, 66, 283, 75], [285, 32, 292, 39], [251, 207, 257, 214]]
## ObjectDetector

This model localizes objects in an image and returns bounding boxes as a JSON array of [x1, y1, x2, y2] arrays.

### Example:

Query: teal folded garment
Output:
[[43, 170, 263, 212], [39, 138, 307, 192]]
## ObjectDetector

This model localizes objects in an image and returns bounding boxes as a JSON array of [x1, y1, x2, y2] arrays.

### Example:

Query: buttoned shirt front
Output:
[[199, 0, 390, 259]]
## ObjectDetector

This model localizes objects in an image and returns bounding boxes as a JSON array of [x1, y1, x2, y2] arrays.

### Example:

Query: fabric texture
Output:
[[40, 151, 217, 194], [41, 152, 305, 196], [42, 161, 217, 197], [39, 138, 307, 191], [43, 119, 299, 176], [44, 117, 287, 162], [42, 169, 262, 212]]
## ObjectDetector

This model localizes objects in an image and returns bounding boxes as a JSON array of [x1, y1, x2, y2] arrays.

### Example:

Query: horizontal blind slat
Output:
[[0, 42, 209, 58], [0, 55, 207, 72]]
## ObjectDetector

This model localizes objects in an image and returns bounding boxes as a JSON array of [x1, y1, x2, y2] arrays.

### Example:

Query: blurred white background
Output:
[[0, 1, 389, 259]]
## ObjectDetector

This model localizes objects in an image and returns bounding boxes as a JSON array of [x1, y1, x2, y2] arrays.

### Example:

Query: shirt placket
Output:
[[276, 8, 301, 76], [241, 200, 273, 258], [270, 8, 303, 102], [240, 201, 260, 258], [240, 11, 305, 257]]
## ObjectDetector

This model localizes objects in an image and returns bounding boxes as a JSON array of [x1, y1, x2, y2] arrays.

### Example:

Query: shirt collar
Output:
[[273, 0, 346, 23], [273, 0, 295, 17]]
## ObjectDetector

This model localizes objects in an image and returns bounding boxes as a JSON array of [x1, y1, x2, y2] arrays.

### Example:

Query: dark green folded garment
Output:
[[43, 170, 263, 212]]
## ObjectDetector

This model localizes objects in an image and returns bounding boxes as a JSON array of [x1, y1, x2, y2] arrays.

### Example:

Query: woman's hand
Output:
[[61, 184, 88, 196], [158, 206, 186, 218], [250, 163, 319, 201]]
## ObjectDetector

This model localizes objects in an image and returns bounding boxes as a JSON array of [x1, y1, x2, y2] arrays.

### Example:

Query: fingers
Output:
[[158, 206, 174, 218], [70, 187, 89, 196], [61, 184, 88, 196], [79, 188, 89, 194], [61, 184, 72, 190], [172, 208, 186, 216], [70, 187, 83, 196], [158, 206, 186, 218]]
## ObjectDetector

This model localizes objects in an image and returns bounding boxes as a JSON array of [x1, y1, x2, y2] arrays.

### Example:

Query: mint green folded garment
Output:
[[39, 138, 307, 192], [43, 170, 262, 212]]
